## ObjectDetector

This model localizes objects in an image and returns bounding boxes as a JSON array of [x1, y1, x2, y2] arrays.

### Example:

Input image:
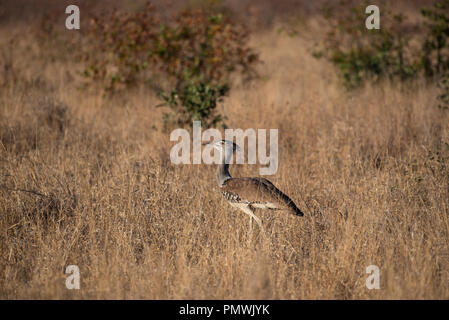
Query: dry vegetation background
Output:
[[1, 0, 449, 299]]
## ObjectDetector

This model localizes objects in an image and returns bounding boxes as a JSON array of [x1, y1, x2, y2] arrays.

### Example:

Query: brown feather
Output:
[[221, 177, 304, 216]]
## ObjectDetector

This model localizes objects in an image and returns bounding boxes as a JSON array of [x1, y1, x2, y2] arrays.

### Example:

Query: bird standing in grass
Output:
[[206, 140, 304, 231]]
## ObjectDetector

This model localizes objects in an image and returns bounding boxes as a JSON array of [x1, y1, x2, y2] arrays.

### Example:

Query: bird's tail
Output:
[[292, 206, 304, 216], [285, 203, 304, 216]]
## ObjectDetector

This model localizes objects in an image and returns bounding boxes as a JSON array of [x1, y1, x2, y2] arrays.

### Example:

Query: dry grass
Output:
[[1, 4, 449, 299]]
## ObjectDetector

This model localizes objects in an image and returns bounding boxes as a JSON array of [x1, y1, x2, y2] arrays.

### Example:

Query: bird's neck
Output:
[[217, 149, 233, 187], [217, 163, 231, 187]]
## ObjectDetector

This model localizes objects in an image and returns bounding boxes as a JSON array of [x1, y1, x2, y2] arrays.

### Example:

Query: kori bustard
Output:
[[206, 140, 304, 230]]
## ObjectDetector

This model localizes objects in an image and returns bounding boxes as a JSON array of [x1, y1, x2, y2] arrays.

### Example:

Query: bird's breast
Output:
[[222, 190, 241, 202]]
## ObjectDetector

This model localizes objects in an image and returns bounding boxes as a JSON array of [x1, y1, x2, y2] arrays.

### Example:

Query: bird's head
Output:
[[205, 139, 241, 153], [203, 140, 241, 164]]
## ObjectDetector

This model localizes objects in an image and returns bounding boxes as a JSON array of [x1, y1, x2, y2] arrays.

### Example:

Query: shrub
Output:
[[154, 9, 258, 128], [315, 0, 449, 90], [421, 0, 449, 77], [83, 2, 259, 128], [421, 1, 449, 110], [315, 0, 417, 89], [84, 2, 160, 89], [437, 73, 449, 110], [159, 82, 229, 128]]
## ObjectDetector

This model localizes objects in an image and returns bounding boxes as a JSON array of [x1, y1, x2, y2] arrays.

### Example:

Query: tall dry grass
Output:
[[1, 3, 449, 299]]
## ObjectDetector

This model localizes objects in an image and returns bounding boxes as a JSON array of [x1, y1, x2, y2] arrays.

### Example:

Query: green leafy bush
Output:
[[153, 9, 258, 128], [315, 1, 417, 89], [421, 0, 449, 77], [314, 0, 449, 90], [159, 82, 229, 128], [437, 73, 449, 110], [421, 1, 449, 110], [83, 2, 259, 128]]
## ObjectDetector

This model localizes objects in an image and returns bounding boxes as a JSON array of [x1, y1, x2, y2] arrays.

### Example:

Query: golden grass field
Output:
[[1, 1, 449, 299]]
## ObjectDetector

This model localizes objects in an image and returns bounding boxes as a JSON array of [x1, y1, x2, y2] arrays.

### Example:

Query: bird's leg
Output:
[[246, 206, 273, 246], [240, 205, 264, 235], [248, 216, 254, 246]]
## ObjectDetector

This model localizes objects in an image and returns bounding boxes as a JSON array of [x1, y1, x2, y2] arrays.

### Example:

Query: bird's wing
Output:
[[221, 177, 303, 216]]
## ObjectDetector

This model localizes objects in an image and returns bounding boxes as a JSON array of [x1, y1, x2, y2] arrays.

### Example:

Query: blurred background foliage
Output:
[[313, 0, 449, 89], [2, 0, 449, 123]]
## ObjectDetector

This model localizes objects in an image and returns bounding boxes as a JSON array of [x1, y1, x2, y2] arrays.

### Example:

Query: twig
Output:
[[0, 184, 49, 198]]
